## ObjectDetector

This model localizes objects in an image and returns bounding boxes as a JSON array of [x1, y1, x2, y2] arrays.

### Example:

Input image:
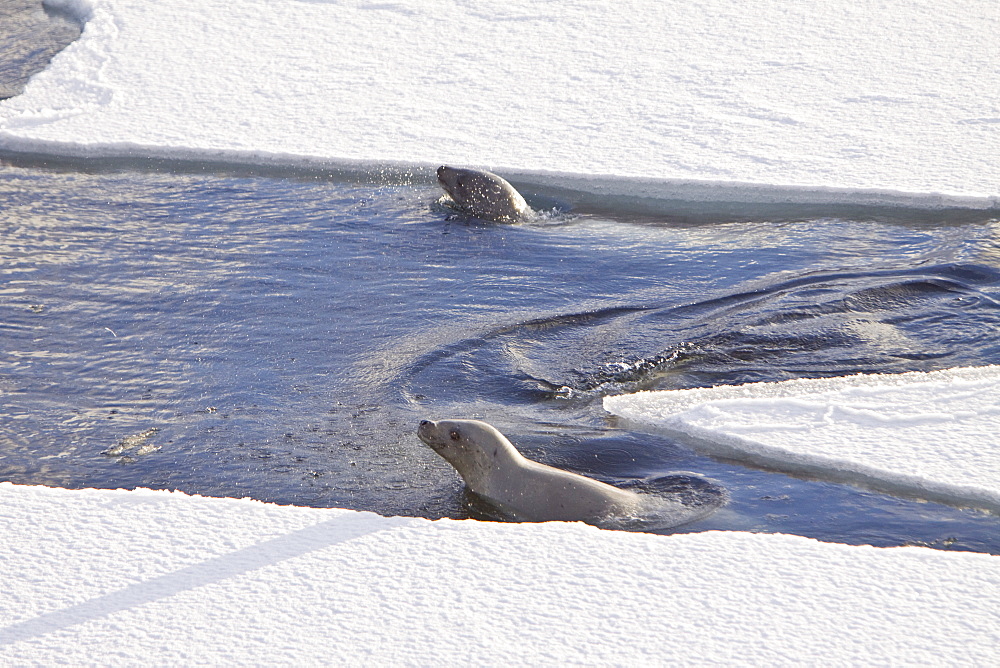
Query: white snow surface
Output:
[[1, 483, 998, 664], [1, 0, 998, 209], [605, 366, 1000, 512]]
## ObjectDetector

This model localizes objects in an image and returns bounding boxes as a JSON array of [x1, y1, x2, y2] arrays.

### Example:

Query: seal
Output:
[[417, 418, 642, 523], [436, 166, 532, 224]]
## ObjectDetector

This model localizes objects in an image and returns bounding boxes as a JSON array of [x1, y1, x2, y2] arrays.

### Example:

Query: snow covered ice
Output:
[[605, 366, 1000, 513], [1, 0, 999, 662], [1, 0, 999, 208], [1, 483, 999, 664]]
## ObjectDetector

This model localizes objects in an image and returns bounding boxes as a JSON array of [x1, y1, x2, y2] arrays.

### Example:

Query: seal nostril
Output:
[[419, 420, 431, 427]]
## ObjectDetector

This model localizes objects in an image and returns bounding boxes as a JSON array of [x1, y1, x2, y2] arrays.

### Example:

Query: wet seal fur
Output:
[[436, 166, 531, 224], [418, 418, 644, 523]]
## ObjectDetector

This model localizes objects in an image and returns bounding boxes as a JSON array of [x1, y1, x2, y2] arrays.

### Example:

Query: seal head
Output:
[[436, 166, 531, 224]]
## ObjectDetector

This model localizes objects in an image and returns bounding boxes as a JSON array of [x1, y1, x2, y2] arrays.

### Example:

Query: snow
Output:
[[2, 0, 1000, 662], [1, 0, 998, 211], [605, 366, 1000, 513], [1, 483, 998, 664]]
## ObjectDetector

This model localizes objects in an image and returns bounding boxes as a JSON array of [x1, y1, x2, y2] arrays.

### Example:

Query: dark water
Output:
[[2, 1, 999, 553]]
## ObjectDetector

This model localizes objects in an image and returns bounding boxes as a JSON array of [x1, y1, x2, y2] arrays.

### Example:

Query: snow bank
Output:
[[1, 0, 997, 210], [0, 483, 997, 664], [605, 366, 1000, 512]]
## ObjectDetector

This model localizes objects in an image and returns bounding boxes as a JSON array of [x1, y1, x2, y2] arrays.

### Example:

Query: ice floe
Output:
[[606, 366, 1000, 512], [0, 0, 997, 211]]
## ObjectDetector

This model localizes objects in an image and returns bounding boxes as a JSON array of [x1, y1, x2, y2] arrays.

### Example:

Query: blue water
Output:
[[1, 157, 998, 554], [1, 2, 998, 553]]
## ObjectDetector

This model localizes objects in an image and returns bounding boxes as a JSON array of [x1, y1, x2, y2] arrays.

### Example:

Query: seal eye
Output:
[[449, 430, 461, 441]]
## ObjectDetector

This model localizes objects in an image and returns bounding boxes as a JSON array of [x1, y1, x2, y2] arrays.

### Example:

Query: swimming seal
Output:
[[436, 166, 531, 224], [418, 418, 642, 523]]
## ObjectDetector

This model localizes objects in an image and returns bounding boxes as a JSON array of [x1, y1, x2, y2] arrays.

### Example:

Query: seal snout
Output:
[[436, 166, 455, 189], [417, 419, 442, 450]]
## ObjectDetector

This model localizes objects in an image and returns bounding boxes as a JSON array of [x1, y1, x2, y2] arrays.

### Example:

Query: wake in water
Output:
[[400, 262, 1000, 402]]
